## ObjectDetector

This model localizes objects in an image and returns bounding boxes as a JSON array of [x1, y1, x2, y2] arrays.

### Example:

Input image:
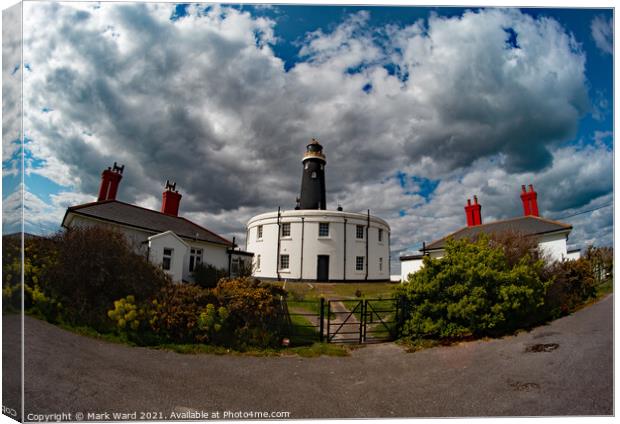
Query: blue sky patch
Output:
[[503, 27, 520, 49], [170, 3, 190, 21]]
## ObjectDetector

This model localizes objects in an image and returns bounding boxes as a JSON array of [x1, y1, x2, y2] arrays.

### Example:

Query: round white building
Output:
[[246, 140, 391, 282]]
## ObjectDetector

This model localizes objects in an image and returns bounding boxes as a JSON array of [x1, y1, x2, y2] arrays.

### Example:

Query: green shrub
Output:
[[197, 304, 230, 343], [3, 234, 62, 319], [212, 277, 287, 348], [584, 246, 613, 284], [148, 282, 216, 343], [398, 236, 549, 339], [107, 277, 287, 348], [42, 226, 170, 331], [192, 263, 228, 289], [543, 258, 597, 318]]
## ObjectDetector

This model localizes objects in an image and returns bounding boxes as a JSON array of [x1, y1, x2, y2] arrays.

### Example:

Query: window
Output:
[[356, 225, 364, 239], [319, 222, 329, 237], [162, 248, 173, 271], [279, 254, 290, 270], [311, 171, 317, 179], [257, 225, 263, 239], [378, 229, 383, 242], [256, 254, 261, 270], [281, 222, 291, 237], [231, 257, 240, 276], [379, 257, 383, 272], [189, 248, 203, 272], [356, 256, 364, 271]]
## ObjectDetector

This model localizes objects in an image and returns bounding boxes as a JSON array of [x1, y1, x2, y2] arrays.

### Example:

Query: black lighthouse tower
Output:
[[297, 138, 327, 210]]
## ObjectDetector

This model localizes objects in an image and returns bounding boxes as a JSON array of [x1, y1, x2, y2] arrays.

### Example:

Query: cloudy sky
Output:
[[2, 2, 614, 271]]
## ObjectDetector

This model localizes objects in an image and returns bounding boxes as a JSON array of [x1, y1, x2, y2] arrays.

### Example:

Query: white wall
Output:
[[247, 210, 391, 281], [538, 233, 569, 262], [69, 215, 150, 254], [66, 212, 232, 282], [400, 258, 424, 282], [148, 233, 189, 282]]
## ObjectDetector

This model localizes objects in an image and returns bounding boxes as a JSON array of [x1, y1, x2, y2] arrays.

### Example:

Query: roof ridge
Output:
[[424, 215, 572, 250], [178, 216, 232, 245], [527, 215, 573, 229], [67, 199, 232, 246]]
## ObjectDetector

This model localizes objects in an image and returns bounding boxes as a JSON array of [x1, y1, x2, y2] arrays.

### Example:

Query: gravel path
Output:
[[2, 294, 613, 420]]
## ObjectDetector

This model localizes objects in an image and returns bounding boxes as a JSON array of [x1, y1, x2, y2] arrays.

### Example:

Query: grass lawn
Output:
[[50, 316, 348, 357], [276, 281, 400, 301], [596, 278, 613, 298]]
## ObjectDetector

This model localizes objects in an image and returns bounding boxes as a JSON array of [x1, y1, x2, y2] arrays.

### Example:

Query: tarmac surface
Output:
[[3, 294, 613, 420]]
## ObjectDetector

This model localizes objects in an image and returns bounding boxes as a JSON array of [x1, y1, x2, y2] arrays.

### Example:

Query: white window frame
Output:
[[281, 222, 291, 238], [379, 257, 383, 272], [318, 222, 329, 237], [279, 254, 290, 270], [356, 256, 364, 272], [356, 225, 364, 239], [256, 254, 261, 270], [162, 248, 174, 271], [378, 229, 383, 242], [189, 248, 203, 272], [257, 225, 263, 240]]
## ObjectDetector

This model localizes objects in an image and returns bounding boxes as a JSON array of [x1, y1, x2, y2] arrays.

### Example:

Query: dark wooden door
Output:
[[317, 255, 329, 281]]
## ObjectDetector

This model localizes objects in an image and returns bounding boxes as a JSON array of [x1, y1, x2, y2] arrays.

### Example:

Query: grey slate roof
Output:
[[63, 200, 232, 246], [424, 216, 572, 251]]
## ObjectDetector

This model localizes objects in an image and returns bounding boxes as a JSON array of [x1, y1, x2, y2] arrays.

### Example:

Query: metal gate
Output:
[[326, 298, 402, 343]]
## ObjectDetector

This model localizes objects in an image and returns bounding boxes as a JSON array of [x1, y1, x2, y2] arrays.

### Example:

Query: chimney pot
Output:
[[464, 198, 474, 227], [161, 181, 182, 216], [472, 195, 482, 226], [520, 184, 539, 217], [98, 163, 124, 201]]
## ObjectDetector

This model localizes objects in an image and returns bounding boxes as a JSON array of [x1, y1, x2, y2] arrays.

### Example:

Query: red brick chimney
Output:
[[161, 180, 182, 216], [520, 184, 539, 217], [464, 195, 482, 227], [472, 195, 482, 226], [464, 198, 474, 227], [97, 162, 124, 201]]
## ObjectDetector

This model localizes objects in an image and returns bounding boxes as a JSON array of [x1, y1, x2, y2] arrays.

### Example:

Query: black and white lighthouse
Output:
[[297, 138, 327, 210], [247, 138, 391, 282]]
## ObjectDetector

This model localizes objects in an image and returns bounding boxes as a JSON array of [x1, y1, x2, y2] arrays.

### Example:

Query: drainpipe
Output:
[[228, 236, 236, 277], [276, 206, 281, 281], [299, 217, 305, 281], [365, 209, 370, 281], [343, 217, 347, 281], [387, 228, 391, 280]]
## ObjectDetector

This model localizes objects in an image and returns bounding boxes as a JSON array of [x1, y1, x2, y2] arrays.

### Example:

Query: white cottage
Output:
[[245, 140, 391, 282], [62, 163, 252, 282], [400, 185, 573, 282]]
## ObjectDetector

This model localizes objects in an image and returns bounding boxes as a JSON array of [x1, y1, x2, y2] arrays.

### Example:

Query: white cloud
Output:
[[2, 181, 96, 235], [2, 4, 23, 172], [591, 15, 613, 55], [12, 4, 610, 264]]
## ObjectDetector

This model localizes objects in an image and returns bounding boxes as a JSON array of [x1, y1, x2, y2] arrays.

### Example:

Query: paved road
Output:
[[3, 295, 613, 420]]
